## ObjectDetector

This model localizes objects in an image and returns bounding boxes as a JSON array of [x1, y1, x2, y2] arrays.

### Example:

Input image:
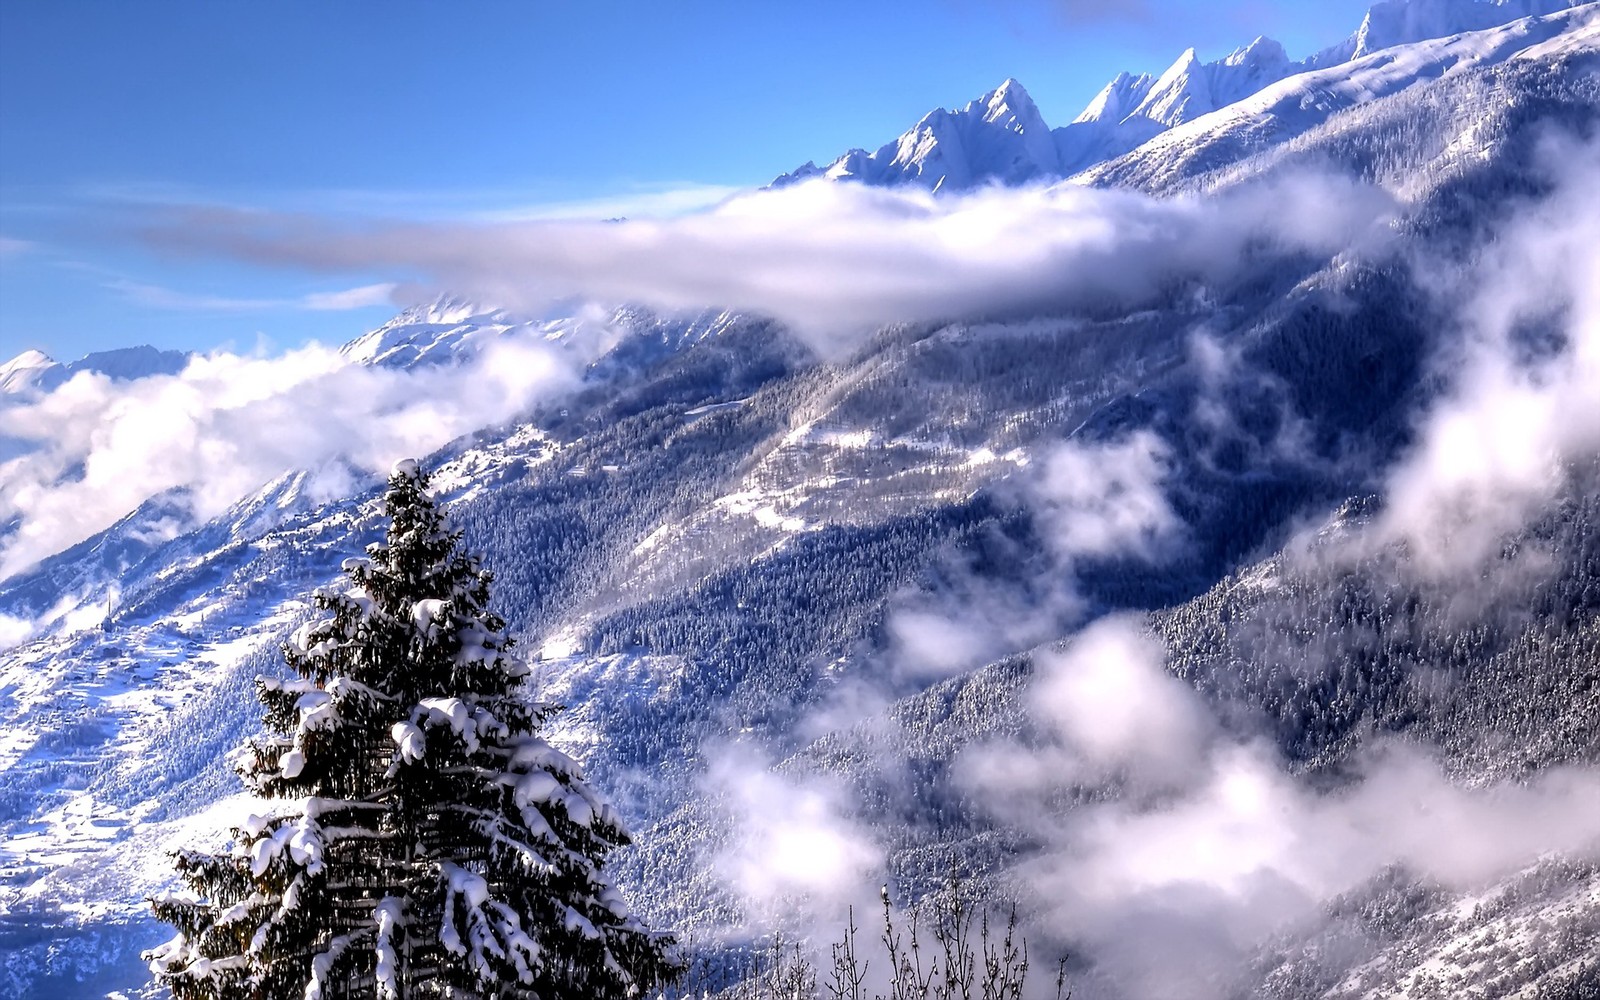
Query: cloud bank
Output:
[[961, 616, 1600, 1000], [5, 168, 1385, 641], [132, 173, 1396, 356], [0, 336, 575, 586], [1377, 134, 1600, 575], [715, 134, 1600, 985]]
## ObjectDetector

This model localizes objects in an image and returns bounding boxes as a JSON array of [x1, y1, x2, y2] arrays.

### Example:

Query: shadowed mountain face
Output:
[[2, 4, 1599, 999]]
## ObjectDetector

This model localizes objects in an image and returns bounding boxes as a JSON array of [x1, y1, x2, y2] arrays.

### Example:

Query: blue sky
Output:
[[0, 0, 1371, 361]]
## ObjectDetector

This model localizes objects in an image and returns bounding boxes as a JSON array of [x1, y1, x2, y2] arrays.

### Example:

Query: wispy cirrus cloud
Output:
[[471, 182, 744, 222], [106, 278, 398, 313], [0, 235, 36, 260], [68, 178, 742, 223]]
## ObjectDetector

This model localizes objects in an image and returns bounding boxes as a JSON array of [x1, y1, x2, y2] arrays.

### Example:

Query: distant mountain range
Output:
[[0, 346, 190, 396], [773, 0, 1589, 191]]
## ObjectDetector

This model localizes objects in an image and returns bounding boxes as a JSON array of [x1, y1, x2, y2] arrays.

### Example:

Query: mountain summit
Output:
[[0, 345, 190, 396], [773, 77, 1060, 192], [775, 0, 1591, 191], [1318, 0, 1586, 63]]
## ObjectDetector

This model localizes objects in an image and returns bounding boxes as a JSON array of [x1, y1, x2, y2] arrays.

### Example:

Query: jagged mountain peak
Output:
[[1133, 47, 1215, 127], [1169, 45, 1203, 69], [391, 293, 504, 328], [1224, 35, 1290, 67], [976, 78, 1040, 122], [970, 77, 1060, 178], [339, 294, 519, 368], [1072, 71, 1157, 125], [1127, 36, 1298, 129], [776, 0, 1591, 195], [773, 76, 1061, 191], [0, 350, 55, 394]]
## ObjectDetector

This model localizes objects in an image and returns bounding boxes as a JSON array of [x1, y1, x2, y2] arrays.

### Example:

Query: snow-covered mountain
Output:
[[774, 0, 1592, 191], [3, 4, 1600, 998], [1084, 1, 1600, 191], [338, 295, 518, 367], [340, 293, 772, 382], [335, 295, 606, 369], [0, 346, 190, 397], [774, 78, 1061, 191], [1312, 0, 1586, 65], [1052, 35, 1298, 174]]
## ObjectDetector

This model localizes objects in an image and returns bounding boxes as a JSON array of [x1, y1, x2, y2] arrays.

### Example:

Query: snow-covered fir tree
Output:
[[146, 459, 680, 999]]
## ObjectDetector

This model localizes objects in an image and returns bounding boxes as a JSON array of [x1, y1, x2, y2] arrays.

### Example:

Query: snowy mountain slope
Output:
[[0, 489, 199, 647], [0, 311, 827, 996], [0, 203, 1469, 996], [335, 294, 615, 369], [1078, 3, 1600, 192], [1156, 28, 1600, 208], [621, 452, 1600, 995], [456, 40, 1598, 994], [338, 296, 521, 367], [0, 346, 190, 397], [1260, 858, 1600, 999], [0, 250, 1380, 996], [774, 0, 1593, 191], [1060, 0, 1592, 177], [0, 351, 55, 394], [341, 291, 796, 384], [0, 296, 777, 619], [1310, 0, 1587, 66]]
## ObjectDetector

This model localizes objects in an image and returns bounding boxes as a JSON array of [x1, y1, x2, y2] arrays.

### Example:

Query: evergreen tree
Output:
[[146, 459, 680, 999]]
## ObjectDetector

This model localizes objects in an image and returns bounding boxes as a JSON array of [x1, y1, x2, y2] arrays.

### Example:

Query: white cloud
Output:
[[1376, 134, 1600, 576], [1030, 431, 1181, 563], [300, 282, 398, 311], [853, 432, 1181, 716], [958, 616, 1600, 1000], [0, 334, 576, 581], [0, 235, 35, 260], [887, 607, 1027, 681], [1030, 616, 1215, 788], [1031, 739, 1600, 1000], [0, 613, 34, 651], [705, 747, 884, 923], [133, 172, 1397, 357], [474, 182, 745, 222]]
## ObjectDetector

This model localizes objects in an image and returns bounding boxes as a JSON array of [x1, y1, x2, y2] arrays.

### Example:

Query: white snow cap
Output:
[[391, 458, 421, 480]]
